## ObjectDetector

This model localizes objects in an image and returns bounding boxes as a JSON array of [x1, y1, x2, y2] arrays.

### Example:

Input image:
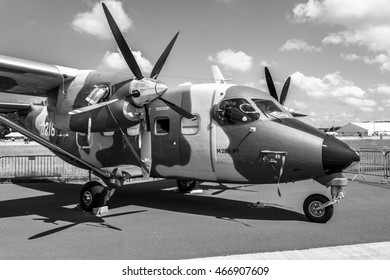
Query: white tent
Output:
[[4, 132, 26, 139]]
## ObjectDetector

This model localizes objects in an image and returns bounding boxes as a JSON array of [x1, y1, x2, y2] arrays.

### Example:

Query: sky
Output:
[[0, 0, 389, 127]]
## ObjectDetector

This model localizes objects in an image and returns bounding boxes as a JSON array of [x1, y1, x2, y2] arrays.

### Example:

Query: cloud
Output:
[[72, 0, 133, 40], [178, 81, 194, 87], [369, 84, 390, 95], [260, 60, 279, 67], [290, 0, 390, 71], [98, 49, 153, 74], [290, 0, 324, 23], [280, 39, 321, 52], [340, 53, 360, 61], [208, 49, 253, 72], [291, 71, 376, 112]]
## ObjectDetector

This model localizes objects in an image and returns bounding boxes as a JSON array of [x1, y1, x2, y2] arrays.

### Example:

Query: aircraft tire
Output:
[[303, 194, 334, 223], [177, 180, 199, 193], [80, 181, 108, 212]]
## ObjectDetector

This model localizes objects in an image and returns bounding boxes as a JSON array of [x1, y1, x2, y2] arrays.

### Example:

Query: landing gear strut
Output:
[[305, 172, 348, 223], [303, 194, 334, 223], [80, 181, 109, 212]]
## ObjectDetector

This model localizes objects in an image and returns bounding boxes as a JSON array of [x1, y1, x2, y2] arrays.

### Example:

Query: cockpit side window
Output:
[[217, 98, 260, 125]]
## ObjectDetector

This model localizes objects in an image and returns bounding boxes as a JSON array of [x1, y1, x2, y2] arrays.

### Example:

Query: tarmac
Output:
[[0, 174, 389, 260]]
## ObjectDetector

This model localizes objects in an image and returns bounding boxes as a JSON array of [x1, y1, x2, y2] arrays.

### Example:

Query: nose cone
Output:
[[322, 135, 360, 173]]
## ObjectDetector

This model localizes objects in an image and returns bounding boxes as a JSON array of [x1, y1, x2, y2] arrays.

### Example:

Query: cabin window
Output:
[[155, 117, 170, 135], [217, 98, 260, 125], [181, 115, 199, 135]]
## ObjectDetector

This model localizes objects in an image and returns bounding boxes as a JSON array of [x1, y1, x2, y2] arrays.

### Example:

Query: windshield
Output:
[[252, 99, 290, 119]]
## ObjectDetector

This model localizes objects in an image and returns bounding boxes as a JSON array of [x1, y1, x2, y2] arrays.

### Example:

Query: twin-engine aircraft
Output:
[[0, 3, 359, 223]]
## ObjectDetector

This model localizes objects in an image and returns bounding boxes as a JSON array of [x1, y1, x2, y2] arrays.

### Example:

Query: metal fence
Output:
[[0, 155, 90, 180], [1, 150, 390, 183], [344, 149, 390, 183]]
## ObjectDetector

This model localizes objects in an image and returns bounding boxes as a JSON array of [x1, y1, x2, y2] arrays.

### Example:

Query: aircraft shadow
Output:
[[110, 180, 306, 222], [0, 180, 307, 239]]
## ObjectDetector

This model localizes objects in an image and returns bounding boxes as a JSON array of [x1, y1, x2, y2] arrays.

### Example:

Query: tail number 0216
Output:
[[40, 122, 56, 137]]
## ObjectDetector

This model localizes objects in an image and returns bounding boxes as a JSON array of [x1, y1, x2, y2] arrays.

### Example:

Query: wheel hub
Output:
[[82, 191, 93, 206], [309, 201, 325, 217]]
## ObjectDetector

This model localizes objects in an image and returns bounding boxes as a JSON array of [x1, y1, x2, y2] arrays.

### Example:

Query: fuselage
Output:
[[21, 71, 358, 184]]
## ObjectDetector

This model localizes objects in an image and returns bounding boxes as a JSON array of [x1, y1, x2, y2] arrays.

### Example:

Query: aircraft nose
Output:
[[322, 135, 360, 172]]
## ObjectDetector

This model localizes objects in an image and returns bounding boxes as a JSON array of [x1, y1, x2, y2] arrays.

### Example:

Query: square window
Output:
[[155, 118, 170, 135]]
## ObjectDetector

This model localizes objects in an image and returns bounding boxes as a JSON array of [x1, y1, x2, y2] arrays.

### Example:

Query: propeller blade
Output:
[[150, 32, 179, 79], [68, 99, 119, 115], [291, 111, 308, 117], [279, 77, 290, 106], [102, 3, 143, 80], [264, 67, 278, 102], [159, 97, 195, 119]]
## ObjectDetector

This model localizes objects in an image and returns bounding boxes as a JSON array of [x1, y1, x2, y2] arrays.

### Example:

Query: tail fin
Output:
[[211, 65, 231, 84]]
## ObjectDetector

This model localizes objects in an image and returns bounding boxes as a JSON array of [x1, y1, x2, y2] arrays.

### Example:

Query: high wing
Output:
[[0, 55, 78, 96], [0, 102, 31, 113]]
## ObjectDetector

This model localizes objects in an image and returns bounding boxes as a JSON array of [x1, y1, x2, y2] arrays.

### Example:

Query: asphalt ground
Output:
[[0, 175, 389, 260]]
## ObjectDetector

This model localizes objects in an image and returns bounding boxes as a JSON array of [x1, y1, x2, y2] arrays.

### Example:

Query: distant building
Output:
[[336, 121, 390, 136]]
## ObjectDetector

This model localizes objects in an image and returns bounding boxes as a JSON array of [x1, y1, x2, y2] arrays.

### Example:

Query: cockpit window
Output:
[[252, 99, 290, 119], [217, 98, 260, 125]]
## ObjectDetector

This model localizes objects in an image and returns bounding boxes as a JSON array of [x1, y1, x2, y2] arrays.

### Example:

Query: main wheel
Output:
[[177, 180, 199, 193], [303, 194, 334, 223], [80, 181, 108, 212]]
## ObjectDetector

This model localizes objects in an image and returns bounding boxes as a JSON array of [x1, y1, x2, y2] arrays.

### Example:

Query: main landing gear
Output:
[[303, 173, 347, 223], [177, 180, 200, 193], [80, 181, 114, 212]]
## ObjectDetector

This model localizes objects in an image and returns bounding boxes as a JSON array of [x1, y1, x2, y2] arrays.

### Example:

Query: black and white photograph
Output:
[[0, 0, 389, 279]]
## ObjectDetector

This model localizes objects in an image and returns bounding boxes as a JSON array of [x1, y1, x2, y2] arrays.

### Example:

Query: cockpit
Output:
[[216, 98, 291, 125]]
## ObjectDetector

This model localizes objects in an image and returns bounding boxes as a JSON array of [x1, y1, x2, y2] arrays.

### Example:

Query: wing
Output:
[[0, 102, 31, 113], [0, 55, 78, 96]]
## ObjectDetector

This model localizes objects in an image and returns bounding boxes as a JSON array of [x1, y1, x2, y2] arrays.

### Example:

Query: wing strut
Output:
[[0, 115, 110, 179]]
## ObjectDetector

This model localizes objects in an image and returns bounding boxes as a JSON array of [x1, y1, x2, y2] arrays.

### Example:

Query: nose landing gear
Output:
[[304, 173, 347, 223]]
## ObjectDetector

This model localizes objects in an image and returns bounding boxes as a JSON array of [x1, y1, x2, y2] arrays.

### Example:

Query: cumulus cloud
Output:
[[208, 49, 253, 72], [178, 81, 194, 87], [98, 49, 153, 74], [340, 53, 360, 61], [291, 71, 376, 111], [72, 0, 132, 40], [290, 0, 390, 71], [369, 84, 390, 95], [280, 39, 321, 52]]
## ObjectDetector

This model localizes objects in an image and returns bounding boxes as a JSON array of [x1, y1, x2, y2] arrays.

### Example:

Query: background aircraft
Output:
[[0, 3, 359, 223]]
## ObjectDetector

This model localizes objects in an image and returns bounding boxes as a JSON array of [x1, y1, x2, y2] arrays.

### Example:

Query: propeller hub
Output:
[[129, 78, 168, 107]]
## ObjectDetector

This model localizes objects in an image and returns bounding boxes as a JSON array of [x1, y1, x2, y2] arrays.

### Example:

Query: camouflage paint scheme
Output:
[[5, 66, 347, 186]]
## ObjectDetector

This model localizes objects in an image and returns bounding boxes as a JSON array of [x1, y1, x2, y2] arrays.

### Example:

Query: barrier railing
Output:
[[1, 151, 390, 183], [344, 149, 390, 183], [0, 155, 90, 180]]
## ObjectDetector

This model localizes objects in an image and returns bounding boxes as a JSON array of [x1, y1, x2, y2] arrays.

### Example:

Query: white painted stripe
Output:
[[190, 241, 390, 260]]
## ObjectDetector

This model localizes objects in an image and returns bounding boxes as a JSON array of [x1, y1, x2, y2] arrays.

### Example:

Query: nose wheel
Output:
[[303, 194, 334, 223]]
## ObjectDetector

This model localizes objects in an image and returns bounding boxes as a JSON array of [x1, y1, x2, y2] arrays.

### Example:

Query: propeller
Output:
[[264, 67, 307, 117], [70, 3, 194, 120], [264, 67, 291, 105], [100, 3, 195, 179]]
